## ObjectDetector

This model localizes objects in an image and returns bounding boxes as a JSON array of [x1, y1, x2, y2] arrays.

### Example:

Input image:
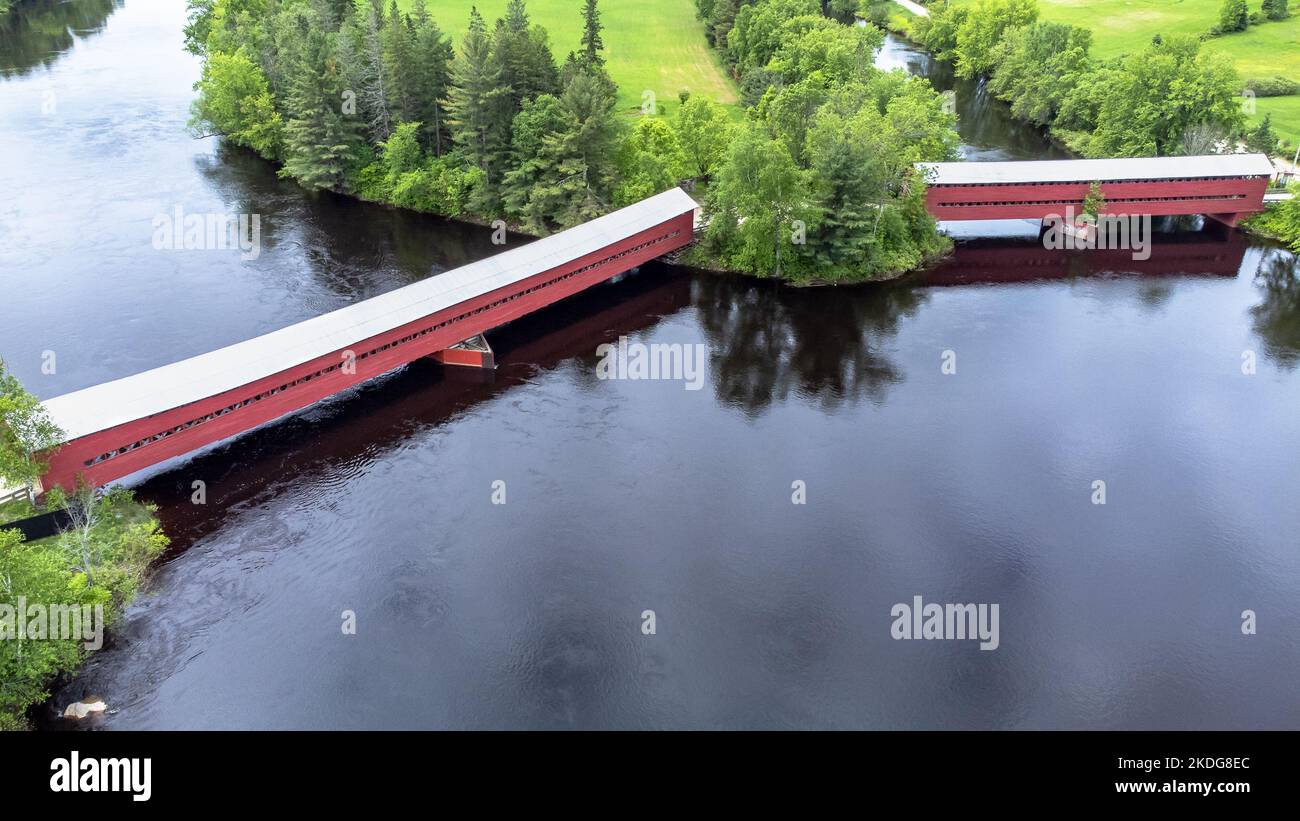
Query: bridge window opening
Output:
[[931, 175, 1253, 189], [82, 226, 684, 469], [938, 193, 1248, 209]]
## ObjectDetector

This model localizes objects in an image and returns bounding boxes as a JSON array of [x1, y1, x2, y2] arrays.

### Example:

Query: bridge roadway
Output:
[[37, 188, 699, 492], [916, 154, 1276, 225]]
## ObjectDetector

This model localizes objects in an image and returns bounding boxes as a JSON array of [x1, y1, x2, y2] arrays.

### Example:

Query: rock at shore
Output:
[[62, 697, 107, 719]]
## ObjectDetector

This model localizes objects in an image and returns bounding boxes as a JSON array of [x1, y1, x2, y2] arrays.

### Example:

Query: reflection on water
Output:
[[2, 1, 1300, 729], [920, 223, 1252, 285], [194, 144, 533, 299], [695, 274, 926, 414], [0, 0, 121, 77], [1251, 248, 1300, 368]]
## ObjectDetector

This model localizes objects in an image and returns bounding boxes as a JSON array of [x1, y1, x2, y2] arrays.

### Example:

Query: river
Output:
[[2, 1, 1298, 729]]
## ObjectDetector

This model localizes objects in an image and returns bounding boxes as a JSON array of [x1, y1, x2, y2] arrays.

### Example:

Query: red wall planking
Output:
[[41, 212, 695, 491], [924, 176, 1270, 222]]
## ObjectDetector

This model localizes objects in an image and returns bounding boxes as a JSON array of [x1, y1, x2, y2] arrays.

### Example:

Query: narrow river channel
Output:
[[2, 1, 1298, 729]]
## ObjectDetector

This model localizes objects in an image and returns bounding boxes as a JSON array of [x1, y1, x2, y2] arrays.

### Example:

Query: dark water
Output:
[[3, 2, 1299, 729]]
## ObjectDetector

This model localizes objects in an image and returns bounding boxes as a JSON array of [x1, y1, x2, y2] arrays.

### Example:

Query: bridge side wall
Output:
[[925, 176, 1270, 221], [40, 211, 695, 491]]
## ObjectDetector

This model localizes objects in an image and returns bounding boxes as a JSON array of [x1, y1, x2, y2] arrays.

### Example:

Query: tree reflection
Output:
[[194, 142, 530, 300], [0, 0, 121, 78], [1250, 247, 1300, 369], [1134, 280, 1175, 313], [693, 274, 924, 415]]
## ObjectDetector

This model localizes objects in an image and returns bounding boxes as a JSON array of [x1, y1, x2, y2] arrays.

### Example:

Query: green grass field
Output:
[[1257, 94, 1300, 152], [412, 0, 739, 115], [1037, 0, 1300, 147]]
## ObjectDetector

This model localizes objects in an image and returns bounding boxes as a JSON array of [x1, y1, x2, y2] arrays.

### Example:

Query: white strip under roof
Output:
[[42, 187, 699, 442], [917, 153, 1275, 185]]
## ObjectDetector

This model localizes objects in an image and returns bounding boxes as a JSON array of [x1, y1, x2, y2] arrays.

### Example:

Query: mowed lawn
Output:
[[1257, 95, 1300, 151], [1037, 0, 1300, 146], [411, 0, 739, 115]]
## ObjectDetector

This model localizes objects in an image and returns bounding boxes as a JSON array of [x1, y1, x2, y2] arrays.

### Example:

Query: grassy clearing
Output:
[[1037, 0, 1300, 146], [1257, 94, 1300, 154], [1037, 0, 1223, 56], [410, 0, 739, 115], [882, 2, 920, 35]]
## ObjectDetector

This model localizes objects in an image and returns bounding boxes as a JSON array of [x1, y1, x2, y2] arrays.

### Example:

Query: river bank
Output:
[[872, 12, 1297, 249], [1, 488, 169, 730], [190, 0, 956, 285], [680, 238, 956, 286]]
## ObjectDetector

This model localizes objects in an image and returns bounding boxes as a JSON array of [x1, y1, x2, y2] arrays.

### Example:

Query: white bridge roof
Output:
[[43, 188, 699, 442], [917, 153, 1275, 186]]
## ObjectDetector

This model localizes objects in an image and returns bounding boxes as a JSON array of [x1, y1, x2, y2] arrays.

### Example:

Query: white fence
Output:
[[0, 484, 32, 507]]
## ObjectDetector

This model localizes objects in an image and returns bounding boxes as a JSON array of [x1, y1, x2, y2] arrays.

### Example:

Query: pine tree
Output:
[[492, 0, 559, 113], [519, 26, 560, 100], [313, 0, 356, 31], [334, 2, 387, 145], [1081, 181, 1106, 220], [1218, 0, 1249, 33], [509, 68, 621, 230], [381, 0, 417, 122], [580, 0, 605, 68], [448, 7, 512, 210], [491, 5, 526, 114], [409, 0, 454, 155], [1246, 114, 1278, 155], [707, 0, 740, 52], [502, 93, 569, 224], [505, 0, 529, 31], [806, 129, 881, 270], [1261, 0, 1288, 21], [357, 1, 395, 142], [280, 24, 364, 191]]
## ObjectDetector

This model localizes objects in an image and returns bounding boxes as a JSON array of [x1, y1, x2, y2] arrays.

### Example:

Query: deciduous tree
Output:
[[0, 359, 61, 492], [190, 47, 284, 158], [675, 96, 734, 179], [616, 117, 689, 205], [704, 122, 812, 278], [1079, 36, 1243, 157]]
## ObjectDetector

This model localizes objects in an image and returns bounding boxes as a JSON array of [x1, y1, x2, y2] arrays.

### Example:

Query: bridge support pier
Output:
[[1205, 212, 1246, 228], [429, 333, 494, 371]]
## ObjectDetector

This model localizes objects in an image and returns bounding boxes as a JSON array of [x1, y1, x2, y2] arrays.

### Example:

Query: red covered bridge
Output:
[[916, 154, 1275, 225], [37, 188, 699, 492]]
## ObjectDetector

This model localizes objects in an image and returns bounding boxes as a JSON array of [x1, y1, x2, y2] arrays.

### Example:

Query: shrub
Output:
[[1, 490, 167, 729], [1247, 184, 1300, 251], [1244, 76, 1300, 97], [390, 160, 483, 218], [1217, 0, 1249, 33]]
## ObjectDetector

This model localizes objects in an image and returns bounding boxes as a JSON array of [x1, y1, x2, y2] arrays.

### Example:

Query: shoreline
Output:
[[204, 9, 1288, 286], [873, 19, 1292, 247], [335, 164, 943, 286], [1, 490, 169, 730]]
